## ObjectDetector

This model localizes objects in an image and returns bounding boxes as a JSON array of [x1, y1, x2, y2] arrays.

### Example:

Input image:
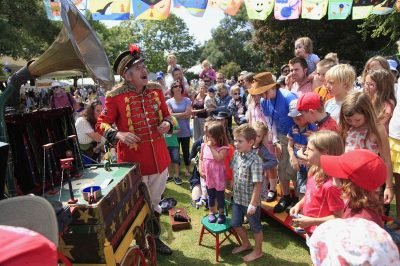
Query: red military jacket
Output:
[[96, 81, 171, 175]]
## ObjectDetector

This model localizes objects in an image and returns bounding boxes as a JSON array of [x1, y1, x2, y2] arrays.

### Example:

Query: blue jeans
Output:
[[168, 146, 180, 164], [231, 203, 262, 233]]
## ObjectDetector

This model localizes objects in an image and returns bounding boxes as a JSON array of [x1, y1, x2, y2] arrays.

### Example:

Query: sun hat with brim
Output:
[[0, 195, 59, 246], [113, 44, 145, 76], [320, 149, 386, 192], [248, 72, 278, 95], [309, 218, 399, 266]]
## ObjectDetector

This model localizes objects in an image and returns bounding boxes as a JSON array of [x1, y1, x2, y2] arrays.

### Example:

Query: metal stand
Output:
[[43, 143, 58, 195], [60, 158, 78, 204]]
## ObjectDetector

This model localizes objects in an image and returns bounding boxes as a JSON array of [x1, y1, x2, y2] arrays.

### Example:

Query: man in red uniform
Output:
[[96, 44, 173, 255]]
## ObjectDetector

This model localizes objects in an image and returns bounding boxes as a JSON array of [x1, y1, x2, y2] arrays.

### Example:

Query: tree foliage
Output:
[[252, 17, 392, 74], [0, 0, 60, 59], [219, 62, 242, 78], [101, 14, 200, 73], [201, 7, 265, 74]]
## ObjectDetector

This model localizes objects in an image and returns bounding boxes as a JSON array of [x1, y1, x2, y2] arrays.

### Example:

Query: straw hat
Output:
[[247, 72, 277, 95]]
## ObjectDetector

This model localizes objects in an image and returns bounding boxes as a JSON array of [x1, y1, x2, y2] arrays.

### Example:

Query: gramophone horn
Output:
[[29, 0, 114, 89]]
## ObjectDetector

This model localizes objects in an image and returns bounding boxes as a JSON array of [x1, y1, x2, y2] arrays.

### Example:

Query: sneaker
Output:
[[273, 195, 292, 213], [196, 198, 207, 209], [294, 227, 305, 234], [167, 176, 173, 182], [208, 213, 217, 223], [217, 214, 226, 224], [243, 216, 249, 224], [266, 190, 277, 202], [174, 176, 183, 185]]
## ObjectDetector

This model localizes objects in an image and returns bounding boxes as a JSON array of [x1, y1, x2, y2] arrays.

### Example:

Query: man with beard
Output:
[[287, 57, 313, 98]]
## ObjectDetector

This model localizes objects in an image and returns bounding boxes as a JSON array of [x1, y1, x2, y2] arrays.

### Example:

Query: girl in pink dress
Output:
[[198, 122, 229, 224], [339, 92, 394, 206]]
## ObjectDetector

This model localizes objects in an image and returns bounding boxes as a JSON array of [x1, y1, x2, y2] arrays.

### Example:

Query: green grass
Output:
[[156, 176, 312, 265]]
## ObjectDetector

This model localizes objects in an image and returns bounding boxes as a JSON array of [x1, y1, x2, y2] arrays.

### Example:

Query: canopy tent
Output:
[[186, 64, 202, 74]]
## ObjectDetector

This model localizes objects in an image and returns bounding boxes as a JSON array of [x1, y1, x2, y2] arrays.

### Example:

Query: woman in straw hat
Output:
[[248, 72, 298, 214]]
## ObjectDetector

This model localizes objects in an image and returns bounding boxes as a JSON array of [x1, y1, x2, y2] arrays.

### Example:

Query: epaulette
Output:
[[146, 81, 162, 91], [106, 83, 132, 98]]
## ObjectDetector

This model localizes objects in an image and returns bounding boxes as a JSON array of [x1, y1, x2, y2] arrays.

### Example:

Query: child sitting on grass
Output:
[[230, 124, 264, 262]]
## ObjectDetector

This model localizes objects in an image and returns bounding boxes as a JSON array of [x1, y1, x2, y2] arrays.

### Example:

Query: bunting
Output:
[[43, 0, 398, 21], [371, 0, 396, 15], [174, 0, 208, 17], [328, 0, 352, 19], [301, 0, 328, 19], [274, 0, 302, 20], [88, 0, 130, 20], [132, 0, 172, 20], [219, 0, 243, 15], [244, 0, 274, 20]]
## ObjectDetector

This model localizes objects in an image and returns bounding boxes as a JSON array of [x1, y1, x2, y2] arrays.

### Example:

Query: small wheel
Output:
[[120, 246, 146, 266], [144, 234, 157, 266]]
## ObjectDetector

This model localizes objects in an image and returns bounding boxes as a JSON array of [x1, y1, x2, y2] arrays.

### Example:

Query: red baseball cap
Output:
[[0, 225, 57, 266], [297, 92, 322, 111], [320, 149, 386, 192]]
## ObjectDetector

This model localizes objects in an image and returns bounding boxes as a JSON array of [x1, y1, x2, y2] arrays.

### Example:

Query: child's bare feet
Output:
[[242, 250, 263, 262], [232, 244, 252, 255]]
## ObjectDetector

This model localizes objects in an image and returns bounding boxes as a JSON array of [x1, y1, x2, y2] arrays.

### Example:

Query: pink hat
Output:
[[309, 218, 399, 266], [0, 225, 57, 266], [297, 92, 322, 111], [320, 149, 386, 192]]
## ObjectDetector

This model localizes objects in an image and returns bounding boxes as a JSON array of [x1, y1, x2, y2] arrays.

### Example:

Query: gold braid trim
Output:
[[100, 123, 112, 131]]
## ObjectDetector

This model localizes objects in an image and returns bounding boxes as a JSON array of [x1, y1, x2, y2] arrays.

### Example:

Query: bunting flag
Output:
[[244, 0, 274, 20], [174, 0, 208, 17], [88, 0, 130, 20], [43, 0, 62, 20], [301, 0, 328, 19], [352, 0, 373, 19], [132, 0, 172, 20], [371, 0, 396, 15], [274, 0, 302, 20], [219, 0, 243, 15], [328, 0, 352, 19], [207, 0, 221, 8]]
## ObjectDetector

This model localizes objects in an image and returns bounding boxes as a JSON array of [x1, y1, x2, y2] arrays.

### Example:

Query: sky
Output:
[[105, 7, 226, 44]]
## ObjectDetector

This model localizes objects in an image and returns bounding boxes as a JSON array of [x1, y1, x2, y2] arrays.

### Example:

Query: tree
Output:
[[102, 14, 200, 73], [219, 62, 241, 79], [252, 17, 392, 74], [201, 7, 265, 74], [0, 0, 60, 59]]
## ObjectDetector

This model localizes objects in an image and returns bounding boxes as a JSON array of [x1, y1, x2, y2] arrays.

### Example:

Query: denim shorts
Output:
[[231, 203, 262, 233], [296, 170, 307, 194], [168, 146, 180, 164]]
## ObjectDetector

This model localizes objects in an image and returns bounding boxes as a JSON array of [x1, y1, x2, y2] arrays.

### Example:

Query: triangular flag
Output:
[[174, 0, 208, 17], [132, 0, 172, 20], [328, 0, 352, 19], [301, 0, 328, 19], [88, 0, 130, 20], [274, 0, 302, 20], [219, 0, 243, 15], [244, 0, 274, 20]]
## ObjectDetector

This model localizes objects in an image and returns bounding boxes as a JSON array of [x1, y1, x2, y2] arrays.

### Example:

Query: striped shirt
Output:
[[230, 149, 263, 206]]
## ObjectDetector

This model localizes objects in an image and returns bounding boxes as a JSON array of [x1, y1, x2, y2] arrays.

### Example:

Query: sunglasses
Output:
[[172, 85, 182, 89], [233, 93, 240, 95], [203, 80, 211, 83]]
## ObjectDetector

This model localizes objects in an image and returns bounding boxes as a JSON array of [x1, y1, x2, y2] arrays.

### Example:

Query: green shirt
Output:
[[164, 123, 180, 147]]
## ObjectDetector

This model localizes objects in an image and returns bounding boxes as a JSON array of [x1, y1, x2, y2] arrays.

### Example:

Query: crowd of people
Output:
[[22, 37, 400, 263]]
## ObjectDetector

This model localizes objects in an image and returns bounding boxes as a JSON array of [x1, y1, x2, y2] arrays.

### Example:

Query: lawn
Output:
[[156, 177, 312, 265]]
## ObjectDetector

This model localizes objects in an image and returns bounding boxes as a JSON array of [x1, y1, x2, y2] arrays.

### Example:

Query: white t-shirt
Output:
[[75, 117, 95, 145], [325, 98, 343, 123]]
